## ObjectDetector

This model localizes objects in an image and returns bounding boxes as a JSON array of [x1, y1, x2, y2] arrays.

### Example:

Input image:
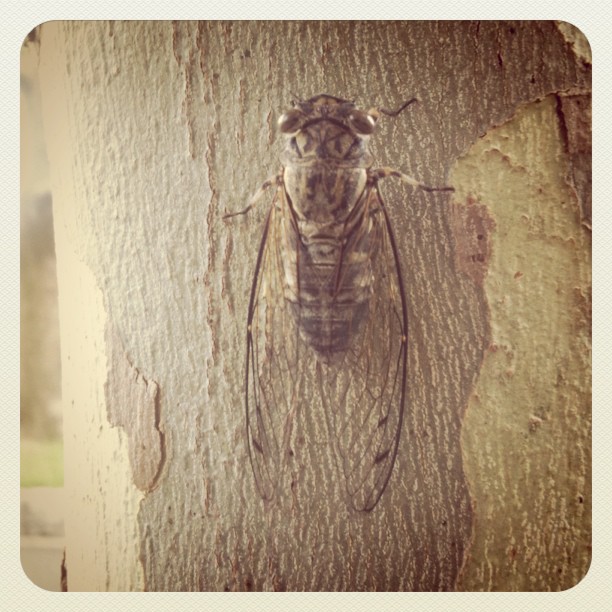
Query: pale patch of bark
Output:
[[453, 96, 591, 591]]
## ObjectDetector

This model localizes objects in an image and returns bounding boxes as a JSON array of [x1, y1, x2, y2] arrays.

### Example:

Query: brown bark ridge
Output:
[[38, 21, 590, 591]]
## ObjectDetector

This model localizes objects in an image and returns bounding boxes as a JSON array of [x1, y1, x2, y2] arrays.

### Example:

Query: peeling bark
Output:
[[105, 325, 165, 492]]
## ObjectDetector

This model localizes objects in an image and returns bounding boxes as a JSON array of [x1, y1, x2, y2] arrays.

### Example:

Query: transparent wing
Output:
[[245, 188, 305, 502], [318, 186, 408, 512]]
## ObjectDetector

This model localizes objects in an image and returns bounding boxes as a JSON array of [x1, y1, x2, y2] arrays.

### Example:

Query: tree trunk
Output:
[[37, 20, 591, 591]]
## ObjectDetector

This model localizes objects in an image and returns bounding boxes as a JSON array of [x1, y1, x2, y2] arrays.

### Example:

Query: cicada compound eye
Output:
[[347, 110, 378, 135], [278, 109, 305, 134]]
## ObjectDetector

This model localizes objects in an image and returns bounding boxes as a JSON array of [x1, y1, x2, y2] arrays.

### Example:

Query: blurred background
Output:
[[20, 30, 64, 591]]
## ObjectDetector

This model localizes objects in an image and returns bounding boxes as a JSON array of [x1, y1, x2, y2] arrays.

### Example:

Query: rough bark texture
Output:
[[37, 20, 591, 591]]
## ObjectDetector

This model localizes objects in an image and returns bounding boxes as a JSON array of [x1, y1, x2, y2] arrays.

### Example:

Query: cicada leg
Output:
[[223, 174, 282, 219], [371, 167, 454, 193]]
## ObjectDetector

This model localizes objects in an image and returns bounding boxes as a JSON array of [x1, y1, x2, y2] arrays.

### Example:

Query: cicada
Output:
[[226, 94, 453, 511]]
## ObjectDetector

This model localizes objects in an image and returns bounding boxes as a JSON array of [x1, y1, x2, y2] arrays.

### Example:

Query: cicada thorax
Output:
[[278, 103, 380, 363]]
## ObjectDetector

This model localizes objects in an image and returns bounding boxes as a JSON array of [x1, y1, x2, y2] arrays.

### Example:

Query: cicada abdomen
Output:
[[226, 94, 453, 511]]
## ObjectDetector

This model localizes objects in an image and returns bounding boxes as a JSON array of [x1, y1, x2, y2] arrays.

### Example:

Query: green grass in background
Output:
[[20, 438, 63, 487]]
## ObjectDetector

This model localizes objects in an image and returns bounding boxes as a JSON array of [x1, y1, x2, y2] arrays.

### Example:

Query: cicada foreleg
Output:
[[223, 174, 282, 219], [371, 167, 454, 193]]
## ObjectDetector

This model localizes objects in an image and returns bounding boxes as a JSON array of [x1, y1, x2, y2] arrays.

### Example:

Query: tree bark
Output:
[[37, 20, 591, 591]]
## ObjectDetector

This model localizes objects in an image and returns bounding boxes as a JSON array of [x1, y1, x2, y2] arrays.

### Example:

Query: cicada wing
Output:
[[245, 188, 304, 502], [320, 186, 408, 512]]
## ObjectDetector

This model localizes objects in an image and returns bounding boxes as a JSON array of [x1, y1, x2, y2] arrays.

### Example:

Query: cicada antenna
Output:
[[377, 97, 419, 117]]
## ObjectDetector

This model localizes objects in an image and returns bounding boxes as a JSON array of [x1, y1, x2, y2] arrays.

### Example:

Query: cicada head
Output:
[[278, 94, 387, 168], [277, 94, 379, 137]]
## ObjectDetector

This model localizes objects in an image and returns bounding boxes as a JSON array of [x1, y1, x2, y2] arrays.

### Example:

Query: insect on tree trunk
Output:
[[36, 20, 590, 591]]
